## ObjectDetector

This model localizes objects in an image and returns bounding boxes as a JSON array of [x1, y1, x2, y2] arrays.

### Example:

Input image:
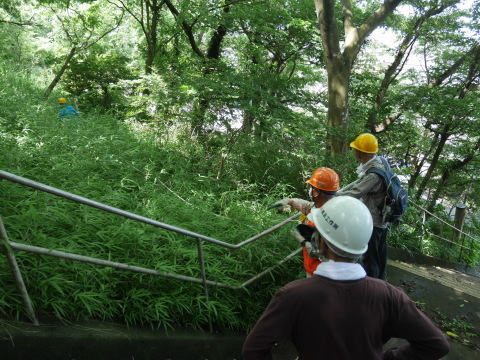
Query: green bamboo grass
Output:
[[0, 72, 302, 330], [1, 62, 477, 332]]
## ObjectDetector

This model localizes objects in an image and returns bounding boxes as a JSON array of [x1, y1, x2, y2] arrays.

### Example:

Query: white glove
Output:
[[267, 198, 290, 211], [290, 226, 306, 245]]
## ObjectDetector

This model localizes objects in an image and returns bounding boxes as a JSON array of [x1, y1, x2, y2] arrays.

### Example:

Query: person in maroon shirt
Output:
[[243, 196, 449, 360]]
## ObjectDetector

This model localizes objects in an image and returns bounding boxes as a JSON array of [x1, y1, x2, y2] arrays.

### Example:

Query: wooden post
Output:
[[452, 204, 467, 241], [453, 204, 467, 262]]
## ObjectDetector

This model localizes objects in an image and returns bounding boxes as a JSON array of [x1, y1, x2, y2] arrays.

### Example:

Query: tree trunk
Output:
[[242, 108, 254, 134], [44, 46, 76, 99], [145, 40, 156, 75], [191, 96, 209, 137], [314, 0, 402, 155], [427, 148, 478, 213], [315, 0, 347, 155], [408, 133, 439, 188], [144, 0, 160, 75], [415, 128, 450, 201], [326, 68, 350, 154]]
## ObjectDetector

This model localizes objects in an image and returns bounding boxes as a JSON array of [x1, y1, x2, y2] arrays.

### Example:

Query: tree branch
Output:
[[163, 0, 205, 58], [314, 0, 341, 64], [429, 43, 480, 87], [0, 19, 33, 26], [357, 0, 403, 43]]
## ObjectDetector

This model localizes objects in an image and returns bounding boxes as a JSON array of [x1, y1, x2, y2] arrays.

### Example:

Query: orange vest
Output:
[[302, 246, 321, 275], [300, 217, 321, 276]]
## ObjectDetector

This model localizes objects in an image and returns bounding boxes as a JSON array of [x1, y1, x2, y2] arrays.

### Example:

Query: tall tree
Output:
[[107, 0, 164, 75], [314, 0, 402, 155], [236, 0, 322, 138], [365, 0, 461, 133], [163, 0, 234, 136], [44, 1, 124, 98], [426, 138, 480, 212], [414, 43, 480, 201]]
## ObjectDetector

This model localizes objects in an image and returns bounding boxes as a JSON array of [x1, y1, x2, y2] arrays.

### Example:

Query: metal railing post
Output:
[[408, 200, 478, 248], [0, 216, 39, 326], [196, 238, 213, 333]]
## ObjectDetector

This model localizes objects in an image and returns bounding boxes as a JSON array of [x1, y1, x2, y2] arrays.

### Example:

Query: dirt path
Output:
[[388, 259, 480, 299], [386, 259, 480, 357]]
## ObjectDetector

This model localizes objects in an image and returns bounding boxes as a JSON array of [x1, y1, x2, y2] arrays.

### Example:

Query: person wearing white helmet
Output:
[[243, 196, 449, 360]]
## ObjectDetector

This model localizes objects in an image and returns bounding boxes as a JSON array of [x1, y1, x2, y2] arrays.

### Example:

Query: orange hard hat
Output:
[[305, 167, 340, 192], [58, 98, 67, 104]]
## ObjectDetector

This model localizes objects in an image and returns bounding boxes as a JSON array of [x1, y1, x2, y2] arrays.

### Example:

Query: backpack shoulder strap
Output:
[[366, 168, 386, 179], [378, 156, 391, 171]]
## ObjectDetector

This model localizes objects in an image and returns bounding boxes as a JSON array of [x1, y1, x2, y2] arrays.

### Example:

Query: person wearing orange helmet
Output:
[[337, 133, 389, 280], [268, 167, 340, 276]]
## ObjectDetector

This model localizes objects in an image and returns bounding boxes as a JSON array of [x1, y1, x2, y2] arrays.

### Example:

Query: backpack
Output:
[[367, 157, 408, 223]]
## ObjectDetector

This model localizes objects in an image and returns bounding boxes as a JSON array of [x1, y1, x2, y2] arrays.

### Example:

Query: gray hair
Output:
[[324, 238, 363, 261]]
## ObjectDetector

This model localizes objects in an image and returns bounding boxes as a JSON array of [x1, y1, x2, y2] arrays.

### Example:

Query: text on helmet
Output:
[[321, 209, 339, 230]]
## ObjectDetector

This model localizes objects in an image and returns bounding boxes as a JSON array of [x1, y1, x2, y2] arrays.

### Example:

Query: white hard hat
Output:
[[307, 196, 373, 255]]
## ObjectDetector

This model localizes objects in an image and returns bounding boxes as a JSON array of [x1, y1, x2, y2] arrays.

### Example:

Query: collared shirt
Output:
[[313, 260, 366, 280], [338, 156, 388, 228]]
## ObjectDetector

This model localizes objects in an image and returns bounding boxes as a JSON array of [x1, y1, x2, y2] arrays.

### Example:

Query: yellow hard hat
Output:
[[350, 133, 378, 154], [58, 98, 67, 104]]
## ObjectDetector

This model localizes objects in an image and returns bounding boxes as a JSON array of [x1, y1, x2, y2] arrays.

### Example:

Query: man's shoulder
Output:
[[364, 277, 408, 296], [366, 156, 388, 172], [279, 277, 322, 294], [365, 158, 389, 187]]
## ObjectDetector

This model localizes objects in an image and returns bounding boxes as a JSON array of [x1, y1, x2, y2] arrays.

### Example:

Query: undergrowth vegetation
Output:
[[0, 62, 478, 332], [0, 63, 310, 331]]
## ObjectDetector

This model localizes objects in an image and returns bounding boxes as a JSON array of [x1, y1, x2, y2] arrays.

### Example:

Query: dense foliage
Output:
[[0, 0, 478, 331]]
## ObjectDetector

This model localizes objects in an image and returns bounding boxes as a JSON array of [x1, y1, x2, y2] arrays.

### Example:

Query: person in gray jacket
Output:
[[337, 133, 388, 279], [242, 196, 449, 360]]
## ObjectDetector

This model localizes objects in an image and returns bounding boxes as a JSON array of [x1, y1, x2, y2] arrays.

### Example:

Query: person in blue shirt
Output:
[[58, 98, 80, 125]]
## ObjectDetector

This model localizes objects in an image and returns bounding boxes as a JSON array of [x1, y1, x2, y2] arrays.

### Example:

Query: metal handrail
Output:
[[2, 169, 478, 329], [407, 199, 479, 245], [5, 240, 302, 290], [0, 170, 296, 249], [0, 170, 301, 329]]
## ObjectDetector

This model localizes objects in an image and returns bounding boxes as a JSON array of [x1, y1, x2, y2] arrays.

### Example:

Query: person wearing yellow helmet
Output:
[[58, 97, 80, 125], [349, 132, 379, 154], [267, 167, 340, 277], [337, 133, 389, 280]]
